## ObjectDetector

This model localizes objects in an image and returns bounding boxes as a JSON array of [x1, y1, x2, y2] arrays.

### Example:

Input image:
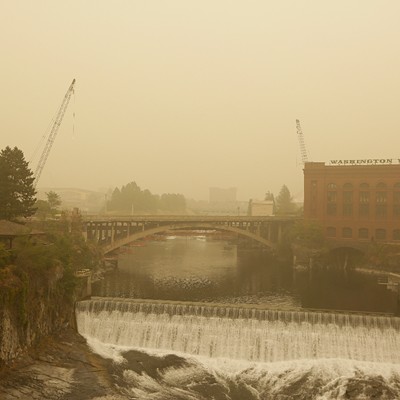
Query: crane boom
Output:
[[34, 79, 76, 187], [296, 119, 309, 164]]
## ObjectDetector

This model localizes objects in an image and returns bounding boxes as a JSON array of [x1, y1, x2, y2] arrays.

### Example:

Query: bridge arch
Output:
[[101, 222, 275, 255], [326, 245, 365, 268], [327, 241, 368, 253]]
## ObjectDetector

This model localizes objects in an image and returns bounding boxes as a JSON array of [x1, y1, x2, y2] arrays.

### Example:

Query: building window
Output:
[[359, 183, 370, 217], [394, 183, 400, 218], [376, 192, 387, 217], [327, 184, 337, 216], [327, 204, 337, 215], [359, 192, 369, 217], [376, 205, 387, 217], [343, 193, 353, 216], [342, 227, 352, 238], [327, 191, 337, 202], [343, 183, 353, 216], [326, 227, 336, 237], [310, 180, 318, 216], [375, 229, 386, 240], [376, 192, 387, 203], [393, 230, 400, 241], [375, 183, 387, 218], [327, 203, 337, 216], [358, 228, 368, 239]]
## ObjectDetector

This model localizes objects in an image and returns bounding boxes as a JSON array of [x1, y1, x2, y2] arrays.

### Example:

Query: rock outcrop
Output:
[[0, 263, 74, 366]]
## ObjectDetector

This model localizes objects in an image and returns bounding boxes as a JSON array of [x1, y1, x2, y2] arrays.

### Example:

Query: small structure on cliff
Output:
[[0, 220, 44, 249]]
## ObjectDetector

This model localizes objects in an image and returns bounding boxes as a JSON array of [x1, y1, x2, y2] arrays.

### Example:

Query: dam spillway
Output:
[[75, 298, 400, 364]]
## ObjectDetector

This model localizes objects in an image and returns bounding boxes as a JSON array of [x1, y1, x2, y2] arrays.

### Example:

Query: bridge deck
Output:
[[84, 215, 299, 222], [84, 215, 299, 254]]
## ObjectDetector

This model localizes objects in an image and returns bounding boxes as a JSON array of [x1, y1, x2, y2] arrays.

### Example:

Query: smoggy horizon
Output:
[[1, 1, 400, 201]]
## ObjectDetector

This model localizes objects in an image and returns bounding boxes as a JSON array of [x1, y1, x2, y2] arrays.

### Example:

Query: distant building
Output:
[[248, 200, 274, 216], [37, 188, 105, 213], [209, 187, 237, 203], [303, 161, 400, 242]]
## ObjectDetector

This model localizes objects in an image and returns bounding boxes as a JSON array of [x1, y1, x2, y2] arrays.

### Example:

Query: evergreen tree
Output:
[[274, 185, 296, 215], [0, 146, 37, 220], [34, 199, 51, 219], [264, 190, 275, 213], [264, 190, 274, 202], [46, 191, 62, 215]]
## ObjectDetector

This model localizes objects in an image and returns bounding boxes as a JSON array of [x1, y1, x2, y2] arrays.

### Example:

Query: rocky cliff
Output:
[[0, 263, 75, 366]]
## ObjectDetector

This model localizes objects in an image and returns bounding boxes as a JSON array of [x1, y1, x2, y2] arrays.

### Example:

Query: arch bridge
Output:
[[84, 216, 298, 255]]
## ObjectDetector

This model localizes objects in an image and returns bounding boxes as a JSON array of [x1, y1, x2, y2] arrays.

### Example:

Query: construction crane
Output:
[[33, 79, 76, 187], [296, 119, 310, 165]]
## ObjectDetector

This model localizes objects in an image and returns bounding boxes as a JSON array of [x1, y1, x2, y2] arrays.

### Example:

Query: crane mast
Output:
[[296, 119, 309, 164], [34, 79, 76, 187]]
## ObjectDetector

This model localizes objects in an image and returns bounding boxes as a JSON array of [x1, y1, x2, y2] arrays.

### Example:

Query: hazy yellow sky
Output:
[[1, 1, 399, 200]]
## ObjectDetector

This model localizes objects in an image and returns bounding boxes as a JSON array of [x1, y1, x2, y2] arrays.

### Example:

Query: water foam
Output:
[[76, 298, 400, 399], [76, 298, 400, 364]]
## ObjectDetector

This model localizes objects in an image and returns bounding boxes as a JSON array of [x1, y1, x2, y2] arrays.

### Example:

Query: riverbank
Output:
[[356, 266, 400, 278], [0, 328, 123, 400]]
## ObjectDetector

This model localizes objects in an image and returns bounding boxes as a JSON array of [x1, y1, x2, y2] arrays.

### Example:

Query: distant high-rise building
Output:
[[209, 187, 237, 202]]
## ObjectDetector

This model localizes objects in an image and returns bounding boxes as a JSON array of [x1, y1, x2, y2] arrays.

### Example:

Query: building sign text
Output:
[[329, 159, 400, 166]]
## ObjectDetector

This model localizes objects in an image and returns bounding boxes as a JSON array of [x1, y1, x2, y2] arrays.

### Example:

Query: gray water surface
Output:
[[93, 236, 396, 313]]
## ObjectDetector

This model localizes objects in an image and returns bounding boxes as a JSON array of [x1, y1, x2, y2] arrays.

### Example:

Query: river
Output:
[[93, 235, 397, 313], [76, 234, 400, 399]]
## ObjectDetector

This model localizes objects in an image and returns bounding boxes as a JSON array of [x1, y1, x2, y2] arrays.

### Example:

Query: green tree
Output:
[[274, 185, 296, 215], [34, 199, 51, 220], [264, 190, 274, 202], [0, 146, 36, 220], [287, 220, 325, 248], [0, 243, 11, 268], [46, 191, 62, 215]]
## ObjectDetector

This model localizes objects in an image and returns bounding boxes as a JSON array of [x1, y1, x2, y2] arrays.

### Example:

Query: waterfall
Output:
[[76, 297, 400, 364]]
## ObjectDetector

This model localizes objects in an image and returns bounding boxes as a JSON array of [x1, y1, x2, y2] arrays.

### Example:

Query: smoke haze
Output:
[[1, 1, 399, 200]]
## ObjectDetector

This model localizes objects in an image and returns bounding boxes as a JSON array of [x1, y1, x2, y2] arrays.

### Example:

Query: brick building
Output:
[[303, 162, 400, 242]]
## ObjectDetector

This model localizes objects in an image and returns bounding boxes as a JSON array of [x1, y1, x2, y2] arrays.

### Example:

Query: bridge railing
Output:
[[83, 215, 300, 223]]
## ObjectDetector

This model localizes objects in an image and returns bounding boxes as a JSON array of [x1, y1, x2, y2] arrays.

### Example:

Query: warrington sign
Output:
[[329, 159, 400, 166]]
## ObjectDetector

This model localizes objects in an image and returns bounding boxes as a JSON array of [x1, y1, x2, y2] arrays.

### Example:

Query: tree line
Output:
[[0, 145, 297, 218], [0, 146, 186, 219], [263, 184, 300, 216], [107, 181, 186, 214]]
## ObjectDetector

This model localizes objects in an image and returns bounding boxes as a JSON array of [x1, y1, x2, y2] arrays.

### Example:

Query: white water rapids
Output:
[[76, 298, 400, 399], [76, 298, 400, 364]]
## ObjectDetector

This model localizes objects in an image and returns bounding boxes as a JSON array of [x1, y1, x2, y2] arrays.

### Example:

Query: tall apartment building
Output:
[[303, 162, 400, 242]]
